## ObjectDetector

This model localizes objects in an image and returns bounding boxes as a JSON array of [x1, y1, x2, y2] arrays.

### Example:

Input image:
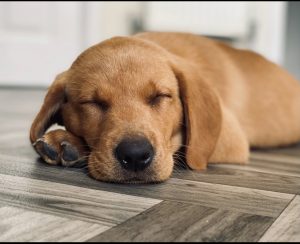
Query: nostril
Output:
[[115, 137, 154, 172], [141, 152, 150, 161], [143, 155, 152, 166]]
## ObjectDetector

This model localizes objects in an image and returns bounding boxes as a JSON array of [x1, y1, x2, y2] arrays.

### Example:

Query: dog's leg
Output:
[[32, 129, 89, 167], [209, 107, 249, 164]]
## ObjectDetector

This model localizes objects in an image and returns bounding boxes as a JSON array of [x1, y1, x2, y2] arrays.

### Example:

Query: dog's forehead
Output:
[[72, 36, 167, 70], [69, 37, 176, 92]]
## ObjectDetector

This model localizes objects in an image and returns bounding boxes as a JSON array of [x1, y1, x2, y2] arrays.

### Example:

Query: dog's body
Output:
[[30, 32, 300, 183]]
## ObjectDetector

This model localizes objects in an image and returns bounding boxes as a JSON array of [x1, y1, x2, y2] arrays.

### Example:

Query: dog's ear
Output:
[[171, 58, 222, 170], [30, 71, 68, 144]]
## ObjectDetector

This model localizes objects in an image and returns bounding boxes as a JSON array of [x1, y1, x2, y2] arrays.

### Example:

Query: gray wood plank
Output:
[[89, 201, 274, 242], [259, 195, 300, 242], [172, 166, 300, 194], [0, 174, 161, 226], [253, 142, 300, 157], [148, 178, 293, 218], [207, 154, 300, 179], [1, 88, 300, 242], [0, 206, 109, 242], [0, 90, 44, 135], [0, 158, 294, 217], [250, 151, 300, 166]]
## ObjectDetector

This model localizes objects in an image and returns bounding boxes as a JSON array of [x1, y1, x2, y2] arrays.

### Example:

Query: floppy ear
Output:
[[171, 58, 222, 170], [30, 71, 68, 144]]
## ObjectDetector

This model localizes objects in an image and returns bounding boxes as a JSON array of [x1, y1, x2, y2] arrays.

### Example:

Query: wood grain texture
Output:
[[207, 155, 300, 179], [251, 151, 300, 166], [0, 206, 109, 242], [172, 166, 300, 194], [259, 195, 300, 242], [89, 201, 274, 242], [1, 88, 300, 241], [0, 157, 293, 218], [153, 178, 293, 217], [0, 174, 161, 226], [253, 143, 300, 157]]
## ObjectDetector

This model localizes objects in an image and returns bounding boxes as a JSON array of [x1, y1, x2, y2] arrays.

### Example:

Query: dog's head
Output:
[[30, 36, 222, 183]]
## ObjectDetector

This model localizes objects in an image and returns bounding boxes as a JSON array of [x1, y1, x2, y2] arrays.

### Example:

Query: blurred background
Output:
[[0, 1, 299, 87]]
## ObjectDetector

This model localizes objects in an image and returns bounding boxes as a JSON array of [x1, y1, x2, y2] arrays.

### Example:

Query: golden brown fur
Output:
[[30, 32, 300, 183]]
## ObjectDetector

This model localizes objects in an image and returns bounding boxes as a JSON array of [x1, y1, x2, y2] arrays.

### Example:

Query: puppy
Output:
[[30, 32, 300, 183]]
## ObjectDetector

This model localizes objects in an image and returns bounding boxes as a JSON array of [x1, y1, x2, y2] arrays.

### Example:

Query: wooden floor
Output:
[[0, 88, 300, 242]]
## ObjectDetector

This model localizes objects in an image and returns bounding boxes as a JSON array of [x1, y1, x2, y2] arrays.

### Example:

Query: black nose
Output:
[[115, 137, 154, 172]]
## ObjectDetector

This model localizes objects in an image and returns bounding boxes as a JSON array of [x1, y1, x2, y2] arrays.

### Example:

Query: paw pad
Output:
[[61, 141, 80, 166]]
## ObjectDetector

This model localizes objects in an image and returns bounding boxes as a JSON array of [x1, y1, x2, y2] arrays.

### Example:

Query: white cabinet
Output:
[[0, 2, 288, 86], [0, 2, 83, 86], [144, 2, 249, 38], [142, 2, 287, 64]]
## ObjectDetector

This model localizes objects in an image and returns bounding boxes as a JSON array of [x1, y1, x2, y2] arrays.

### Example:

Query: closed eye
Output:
[[148, 93, 172, 106], [79, 99, 110, 111]]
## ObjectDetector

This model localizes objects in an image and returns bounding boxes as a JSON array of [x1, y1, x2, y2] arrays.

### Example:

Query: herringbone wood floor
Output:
[[0, 89, 299, 242]]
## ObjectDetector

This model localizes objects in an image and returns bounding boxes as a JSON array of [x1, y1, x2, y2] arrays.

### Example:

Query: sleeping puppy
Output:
[[30, 32, 300, 183]]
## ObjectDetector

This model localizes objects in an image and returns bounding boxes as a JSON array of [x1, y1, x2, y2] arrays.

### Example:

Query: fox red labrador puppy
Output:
[[30, 32, 300, 183]]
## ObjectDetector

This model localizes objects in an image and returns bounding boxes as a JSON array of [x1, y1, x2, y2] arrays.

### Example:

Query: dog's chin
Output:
[[102, 177, 168, 184], [91, 173, 171, 184], [88, 167, 171, 184]]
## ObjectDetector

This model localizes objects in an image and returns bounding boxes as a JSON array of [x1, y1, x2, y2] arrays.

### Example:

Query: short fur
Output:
[[30, 32, 300, 183]]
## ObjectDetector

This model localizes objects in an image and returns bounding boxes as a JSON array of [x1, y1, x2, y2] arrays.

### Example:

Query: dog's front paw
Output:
[[33, 129, 88, 167]]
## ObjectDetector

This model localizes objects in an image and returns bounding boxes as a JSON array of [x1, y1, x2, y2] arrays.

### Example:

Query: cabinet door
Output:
[[144, 2, 249, 38], [0, 2, 83, 86]]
